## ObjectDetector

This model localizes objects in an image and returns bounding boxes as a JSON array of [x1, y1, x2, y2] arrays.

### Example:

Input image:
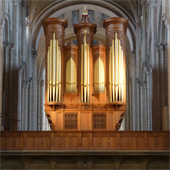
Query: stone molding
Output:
[[0, 20, 4, 29], [13, 0, 20, 7], [32, 49, 38, 58], [162, 13, 170, 29], [9, 43, 14, 50]]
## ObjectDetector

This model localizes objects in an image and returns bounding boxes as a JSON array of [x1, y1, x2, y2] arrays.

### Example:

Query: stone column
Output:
[[17, 65, 23, 131], [12, 0, 20, 130], [162, 0, 170, 130], [0, 20, 4, 130], [40, 80, 45, 131], [28, 78, 32, 131], [12, 0, 20, 66], [131, 50, 137, 130], [3, 41, 9, 121], [23, 80, 29, 131], [136, 21, 142, 130], [166, 20, 170, 130], [37, 78, 41, 131], [21, 80, 25, 130], [32, 50, 38, 131], [9, 43, 14, 130], [21, 0, 27, 62]]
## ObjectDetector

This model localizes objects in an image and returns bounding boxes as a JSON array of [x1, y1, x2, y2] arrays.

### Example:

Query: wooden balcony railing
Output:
[[0, 131, 169, 151]]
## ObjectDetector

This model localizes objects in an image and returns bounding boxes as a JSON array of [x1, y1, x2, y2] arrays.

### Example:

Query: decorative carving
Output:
[[103, 17, 128, 52], [42, 18, 67, 47]]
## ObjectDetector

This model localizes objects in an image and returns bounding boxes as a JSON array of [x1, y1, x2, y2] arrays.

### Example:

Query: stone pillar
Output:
[[23, 80, 29, 131], [17, 65, 23, 131], [37, 78, 41, 131], [9, 43, 14, 130], [136, 21, 142, 130], [32, 50, 38, 131], [12, 0, 20, 130], [12, 0, 20, 66], [131, 50, 136, 130], [28, 78, 32, 131], [21, 0, 27, 63], [166, 20, 170, 130], [40, 80, 45, 131], [3, 41, 9, 123], [0, 20, 4, 130], [21, 80, 25, 130], [162, 0, 170, 130]]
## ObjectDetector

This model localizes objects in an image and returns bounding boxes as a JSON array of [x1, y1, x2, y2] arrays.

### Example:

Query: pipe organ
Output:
[[103, 18, 128, 104], [43, 10, 128, 131], [43, 18, 67, 104], [74, 14, 96, 103]]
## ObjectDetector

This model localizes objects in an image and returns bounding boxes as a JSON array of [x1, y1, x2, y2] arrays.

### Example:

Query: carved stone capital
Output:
[[3, 41, 9, 47], [0, 20, 5, 29], [41, 79, 45, 86], [32, 49, 38, 58], [9, 43, 15, 50], [131, 50, 136, 57], [13, 0, 20, 7], [143, 62, 152, 74], [18, 62, 26, 73], [162, 13, 170, 29], [136, 78, 146, 87], [4, 13, 9, 20]]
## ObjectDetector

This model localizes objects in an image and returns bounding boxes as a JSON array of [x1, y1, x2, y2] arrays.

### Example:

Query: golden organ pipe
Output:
[[47, 47, 50, 102], [115, 33, 118, 102], [118, 39, 121, 101], [108, 34, 125, 102], [112, 39, 115, 102], [81, 44, 84, 102], [109, 49, 111, 101], [83, 34, 86, 102], [56, 40, 58, 102], [49, 40, 52, 102], [87, 44, 90, 102], [59, 48, 61, 102], [53, 33, 56, 102], [104, 17, 128, 103], [43, 18, 67, 105]]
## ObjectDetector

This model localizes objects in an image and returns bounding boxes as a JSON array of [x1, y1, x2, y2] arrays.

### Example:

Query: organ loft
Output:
[[43, 8, 128, 131]]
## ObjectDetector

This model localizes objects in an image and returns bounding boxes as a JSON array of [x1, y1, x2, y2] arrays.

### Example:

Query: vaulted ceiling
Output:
[[28, 0, 138, 23]]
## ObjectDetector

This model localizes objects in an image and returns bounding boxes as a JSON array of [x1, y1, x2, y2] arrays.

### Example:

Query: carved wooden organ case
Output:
[[43, 13, 129, 131]]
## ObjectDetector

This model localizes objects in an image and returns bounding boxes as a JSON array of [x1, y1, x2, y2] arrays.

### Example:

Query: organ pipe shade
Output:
[[109, 33, 125, 102], [66, 58, 77, 93], [47, 32, 61, 102], [94, 57, 105, 93], [81, 29, 90, 103]]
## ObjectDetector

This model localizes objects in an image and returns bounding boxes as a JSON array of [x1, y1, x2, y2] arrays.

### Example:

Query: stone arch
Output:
[[119, 158, 142, 169], [28, 158, 51, 169], [30, 0, 136, 51], [55, 157, 78, 169], [146, 157, 169, 169], [3, 159, 24, 169], [93, 158, 116, 169]]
